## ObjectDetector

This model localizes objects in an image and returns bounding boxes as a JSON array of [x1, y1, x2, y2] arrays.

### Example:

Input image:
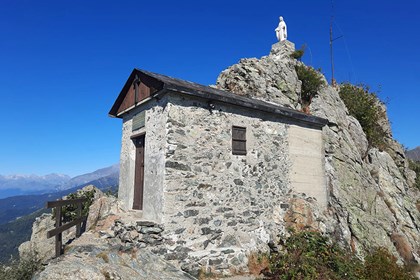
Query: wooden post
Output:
[[55, 205, 62, 258], [47, 198, 87, 258], [76, 201, 82, 237]]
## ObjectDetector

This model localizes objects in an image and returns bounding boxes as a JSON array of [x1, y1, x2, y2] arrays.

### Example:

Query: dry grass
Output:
[[248, 253, 269, 276], [390, 233, 414, 263], [96, 251, 109, 263]]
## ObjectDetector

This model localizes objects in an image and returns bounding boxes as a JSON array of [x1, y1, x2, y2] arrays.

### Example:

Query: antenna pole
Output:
[[330, 1, 336, 86]]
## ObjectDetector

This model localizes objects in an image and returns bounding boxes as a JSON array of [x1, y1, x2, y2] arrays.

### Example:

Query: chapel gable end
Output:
[[109, 70, 164, 117]]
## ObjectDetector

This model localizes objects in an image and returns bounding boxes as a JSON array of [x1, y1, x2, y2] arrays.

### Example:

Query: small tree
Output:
[[339, 83, 387, 149], [295, 64, 325, 112], [290, 44, 306, 61], [55, 189, 95, 223]]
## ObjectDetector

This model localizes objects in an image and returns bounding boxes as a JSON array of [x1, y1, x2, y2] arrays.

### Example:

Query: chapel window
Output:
[[232, 126, 247, 155]]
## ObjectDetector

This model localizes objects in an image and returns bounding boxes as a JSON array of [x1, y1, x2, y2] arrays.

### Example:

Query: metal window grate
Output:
[[132, 111, 146, 131], [232, 126, 246, 155]]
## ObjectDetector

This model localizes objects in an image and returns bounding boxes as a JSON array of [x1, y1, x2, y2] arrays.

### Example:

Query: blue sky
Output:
[[1, 0, 419, 176]]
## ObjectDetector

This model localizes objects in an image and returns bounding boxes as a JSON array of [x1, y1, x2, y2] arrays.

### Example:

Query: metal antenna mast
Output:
[[330, 0, 342, 86]]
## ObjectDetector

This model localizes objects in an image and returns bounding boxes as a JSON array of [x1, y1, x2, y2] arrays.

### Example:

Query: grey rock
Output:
[[137, 221, 156, 227], [165, 161, 192, 171], [140, 226, 163, 234], [219, 235, 238, 247], [213, 220, 222, 226], [183, 209, 199, 218], [34, 244, 196, 280], [175, 228, 186, 234]]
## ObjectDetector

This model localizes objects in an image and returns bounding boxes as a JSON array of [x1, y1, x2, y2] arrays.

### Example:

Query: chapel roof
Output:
[[109, 68, 329, 128]]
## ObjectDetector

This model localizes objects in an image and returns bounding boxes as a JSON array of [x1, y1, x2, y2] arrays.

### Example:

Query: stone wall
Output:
[[118, 96, 168, 222], [117, 90, 327, 275], [159, 93, 325, 275]]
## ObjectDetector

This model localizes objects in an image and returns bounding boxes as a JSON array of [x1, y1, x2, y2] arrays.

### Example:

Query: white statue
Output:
[[275, 16, 287, 41]]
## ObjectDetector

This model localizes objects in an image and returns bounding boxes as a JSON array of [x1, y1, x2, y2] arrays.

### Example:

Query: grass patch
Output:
[[290, 45, 306, 61], [248, 253, 270, 276], [96, 251, 109, 263]]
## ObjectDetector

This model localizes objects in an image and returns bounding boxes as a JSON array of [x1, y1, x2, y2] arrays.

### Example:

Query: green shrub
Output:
[[408, 160, 420, 190], [0, 254, 43, 280], [290, 45, 306, 61], [339, 83, 387, 150], [363, 247, 416, 280], [263, 231, 363, 280], [263, 231, 416, 280], [60, 189, 95, 223], [295, 65, 325, 111]]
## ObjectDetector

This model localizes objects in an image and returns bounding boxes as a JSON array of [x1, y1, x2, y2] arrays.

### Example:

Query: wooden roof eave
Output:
[[112, 87, 169, 118], [108, 69, 165, 118]]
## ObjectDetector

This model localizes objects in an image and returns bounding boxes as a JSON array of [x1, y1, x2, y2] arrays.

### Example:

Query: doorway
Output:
[[133, 134, 145, 210]]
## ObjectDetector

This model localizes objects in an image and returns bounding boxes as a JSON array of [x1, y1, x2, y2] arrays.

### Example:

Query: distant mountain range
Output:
[[0, 164, 119, 225], [0, 164, 119, 199], [407, 146, 420, 162], [0, 165, 119, 263], [0, 174, 70, 198]]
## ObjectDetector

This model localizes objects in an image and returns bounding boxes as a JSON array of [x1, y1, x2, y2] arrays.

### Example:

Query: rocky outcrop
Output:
[[216, 40, 301, 110], [24, 40, 420, 278], [33, 231, 195, 280], [217, 41, 420, 267], [33, 195, 204, 279], [19, 185, 111, 263], [18, 212, 56, 263]]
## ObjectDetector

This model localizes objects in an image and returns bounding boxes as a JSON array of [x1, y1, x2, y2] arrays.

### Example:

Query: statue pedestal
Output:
[[270, 40, 295, 59]]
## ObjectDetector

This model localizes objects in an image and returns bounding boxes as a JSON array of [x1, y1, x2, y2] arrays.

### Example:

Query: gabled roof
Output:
[[109, 68, 329, 128]]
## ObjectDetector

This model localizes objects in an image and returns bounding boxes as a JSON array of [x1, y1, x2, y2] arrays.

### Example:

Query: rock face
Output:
[[34, 232, 195, 280], [217, 41, 420, 265], [217, 40, 301, 110], [18, 212, 56, 263]]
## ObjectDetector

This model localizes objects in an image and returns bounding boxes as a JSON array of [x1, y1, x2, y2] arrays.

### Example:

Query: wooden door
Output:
[[133, 135, 145, 210]]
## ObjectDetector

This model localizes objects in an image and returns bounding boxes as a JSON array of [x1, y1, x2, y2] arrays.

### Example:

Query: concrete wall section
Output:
[[288, 125, 327, 208], [118, 96, 168, 222]]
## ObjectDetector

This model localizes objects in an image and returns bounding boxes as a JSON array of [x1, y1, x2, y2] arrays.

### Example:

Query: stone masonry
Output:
[[109, 41, 328, 276], [114, 85, 327, 275]]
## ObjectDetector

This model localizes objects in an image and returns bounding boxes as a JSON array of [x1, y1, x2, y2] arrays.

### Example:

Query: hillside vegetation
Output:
[[0, 208, 49, 264], [408, 160, 420, 190], [338, 83, 387, 150], [262, 231, 416, 280]]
